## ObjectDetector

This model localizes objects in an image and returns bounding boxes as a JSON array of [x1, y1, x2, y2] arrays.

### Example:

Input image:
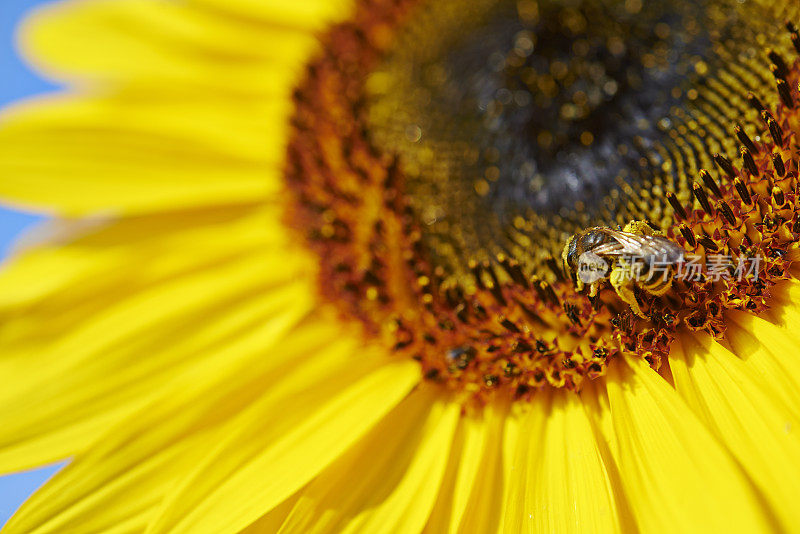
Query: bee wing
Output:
[[592, 230, 681, 258], [589, 241, 628, 256]]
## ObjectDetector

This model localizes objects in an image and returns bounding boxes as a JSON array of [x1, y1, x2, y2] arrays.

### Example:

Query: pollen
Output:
[[284, 0, 800, 403]]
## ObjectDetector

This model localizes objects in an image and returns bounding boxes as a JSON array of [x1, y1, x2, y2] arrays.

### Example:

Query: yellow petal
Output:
[[0, 278, 312, 474], [240, 493, 302, 534], [534, 391, 622, 533], [725, 308, 800, 416], [148, 358, 421, 534], [1, 93, 293, 165], [187, 0, 352, 28], [764, 279, 800, 328], [280, 388, 459, 534], [605, 356, 773, 532], [336, 395, 458, 534], [504, 390, 622, 533], [1, 244, 307, 402], [424, 403, 506, 534], [19, 0, 321, 90], [670, 332, 800, 531], [0, 205, 289, 311], [7, 0, 331, 215], [497, 406, 522, 534], [450, 404, 506, 534], [0, 97, 287, 214], [421, 416, 472, 534], [578, 380, 637, 532], [4, 320, 369, 533], [0, 207, 315, 471], [502, 394, 548, 533], [5, 432, 212, 533]]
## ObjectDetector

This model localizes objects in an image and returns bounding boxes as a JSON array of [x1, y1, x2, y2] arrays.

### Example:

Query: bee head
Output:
[[561, 233, 581, 281]]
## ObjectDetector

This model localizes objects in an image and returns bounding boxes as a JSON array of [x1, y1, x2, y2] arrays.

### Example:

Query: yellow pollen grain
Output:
[[321, 224, 335, 238], [655, 22, 671, 39], [537, 130, 553, 148], [474, 179, 490, 196], [624, 0, 643, 13], [695, 60, 709, 76]]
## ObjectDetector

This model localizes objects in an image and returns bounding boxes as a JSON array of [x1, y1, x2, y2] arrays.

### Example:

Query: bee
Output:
[[561, 220, 685, 318]]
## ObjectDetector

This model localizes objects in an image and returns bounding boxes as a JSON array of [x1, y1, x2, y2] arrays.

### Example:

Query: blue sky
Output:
[[0, 0, 65, 525]]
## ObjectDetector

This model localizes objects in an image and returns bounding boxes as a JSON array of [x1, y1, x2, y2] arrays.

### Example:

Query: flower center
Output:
[[366, 0, 713, 274], [284, 0, 800, 403]]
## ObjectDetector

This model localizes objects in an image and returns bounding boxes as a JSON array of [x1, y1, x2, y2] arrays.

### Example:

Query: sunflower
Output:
[[2, 0, 800, 531]]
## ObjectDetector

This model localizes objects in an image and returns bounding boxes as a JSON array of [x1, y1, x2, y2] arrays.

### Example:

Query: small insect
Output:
[[561, 220, 685, 318]]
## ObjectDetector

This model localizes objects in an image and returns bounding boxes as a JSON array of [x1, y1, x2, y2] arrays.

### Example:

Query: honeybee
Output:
[[561, 221, 685, 318]]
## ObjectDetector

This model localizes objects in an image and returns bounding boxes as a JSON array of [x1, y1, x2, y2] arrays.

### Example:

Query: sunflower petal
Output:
[[497, 407, 522, 533], [425, 402, 507, 534], [5, 433, 211, 533], [504, 391, 621, 533], [279, 388, 459, 534], [421, 415, 472, 534], [534, 391, 622, 533], [2, 93, 292, 163], [0, 278, 313, 474], [765, 279, 800, 328], [0, 208, 314, 471], [605, 356, 773, 532], [449, 404, 506, 534], [725, 308, 800, 415], [148, 358, 421, 534], [187, 0, 351, 28], [502, 394, 548, 533], [0, 206, 289, 311], [578, 380, 637, 532], [0, 95, 291, 214], [19, 0, 321, 89], [3, 321, 367, 533], [240, 492, 302, 534], [670, 332, 800, 530]]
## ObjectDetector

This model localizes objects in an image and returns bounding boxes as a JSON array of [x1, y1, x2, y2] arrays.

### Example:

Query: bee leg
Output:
[[575, 278, 585, 292], [610, 267, 648, 319], [587, 281, 602, 298]]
